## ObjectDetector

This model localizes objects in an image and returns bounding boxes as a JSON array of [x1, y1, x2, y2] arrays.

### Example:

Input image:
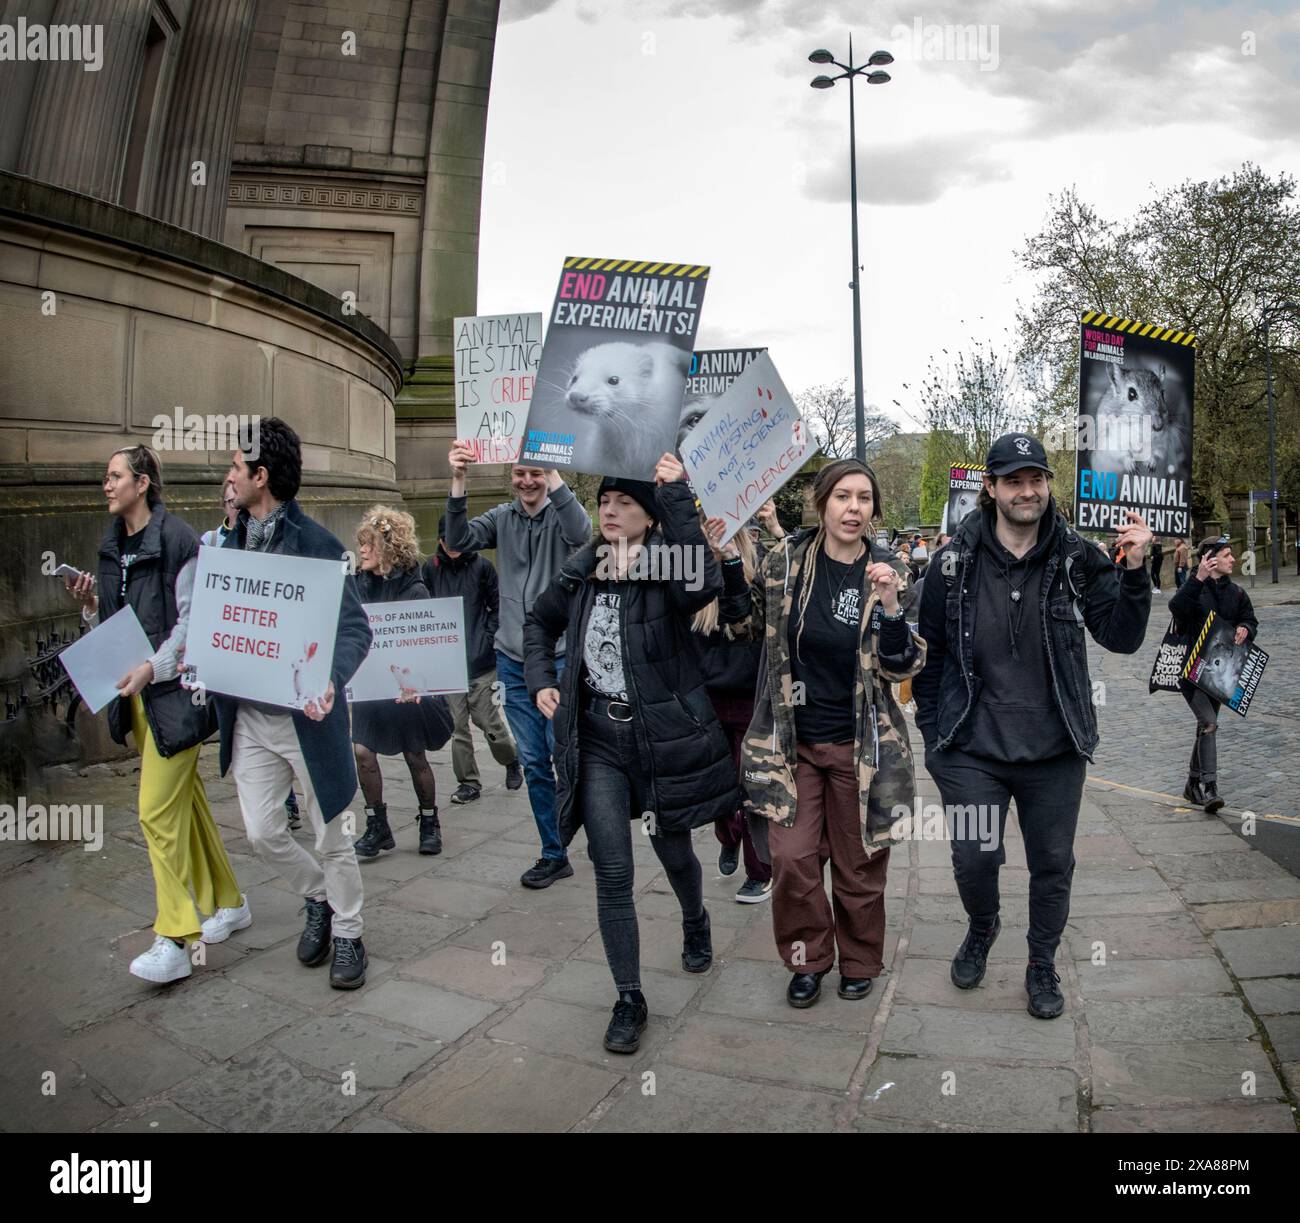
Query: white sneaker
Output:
[[129, 935, 193, 984], [201, 894, 252, 944]]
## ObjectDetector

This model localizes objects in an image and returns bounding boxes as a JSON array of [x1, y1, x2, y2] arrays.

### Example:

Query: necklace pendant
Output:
[[1010, 589, 1021, 602]]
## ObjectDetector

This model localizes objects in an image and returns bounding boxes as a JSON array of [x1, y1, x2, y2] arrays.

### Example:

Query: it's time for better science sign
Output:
[[187, 547, 343, 708]]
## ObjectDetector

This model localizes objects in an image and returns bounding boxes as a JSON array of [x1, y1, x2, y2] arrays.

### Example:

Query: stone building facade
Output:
[[0, 0, 502, 777]]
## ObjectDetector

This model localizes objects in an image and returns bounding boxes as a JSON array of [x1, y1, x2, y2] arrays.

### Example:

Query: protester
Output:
[[1167, 535, 1258, 813], [1150, 538, 1164, 594], [1173, 537, 1191, 589], [914, 434, 1152, 1020], [350, 506, 455, 857], [66, 446, 248, 984], [727, 458, 926, 1009], [202, 483, 301, 831], [422, 518, 523, 805], [215, 418, 373, 989], [524, 455, 740, 1053], [695, 513, 772, 904], [444, 444, 591, 888]]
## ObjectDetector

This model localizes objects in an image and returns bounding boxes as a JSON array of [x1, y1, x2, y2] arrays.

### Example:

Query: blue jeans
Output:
[[496, 650, 566, 860]]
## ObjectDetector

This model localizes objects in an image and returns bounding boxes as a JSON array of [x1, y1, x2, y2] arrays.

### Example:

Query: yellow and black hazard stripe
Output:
[[564, 256, 709, 278], [1183, 610, 1217, 680], [1081, 310, 1196, 347]]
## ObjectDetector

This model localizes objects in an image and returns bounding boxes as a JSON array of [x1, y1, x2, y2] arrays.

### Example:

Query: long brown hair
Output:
[[794, 458, 884, 662], [691, 514, 758, 635]]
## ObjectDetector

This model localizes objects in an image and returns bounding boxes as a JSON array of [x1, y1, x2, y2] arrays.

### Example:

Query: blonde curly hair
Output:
[[356, 504, 420, 573]]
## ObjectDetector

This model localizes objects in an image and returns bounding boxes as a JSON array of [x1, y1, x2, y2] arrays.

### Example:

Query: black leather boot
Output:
[[418, 806, 442, 855], [353, 803, 395, 857], [1201, 779, 1225, 814], [787, 969, 827, 1008], [1184, 775, 1207, 805]]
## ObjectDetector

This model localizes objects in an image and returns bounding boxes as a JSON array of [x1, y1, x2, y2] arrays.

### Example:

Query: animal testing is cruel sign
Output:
[[347, 597, 468, 703], [187, 547, 343, 708], [454, 313, 542, 465], [521, 256, 708, 480], [1075, 312, 1195, 537]]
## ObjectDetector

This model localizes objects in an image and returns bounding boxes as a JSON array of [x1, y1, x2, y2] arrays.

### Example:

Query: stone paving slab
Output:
[[858, 1056, 1079, 1132], [8, 718, 1298, 1133]]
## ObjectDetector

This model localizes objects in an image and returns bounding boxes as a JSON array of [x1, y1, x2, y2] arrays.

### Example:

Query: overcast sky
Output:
[[478, 0, 1300, 432]]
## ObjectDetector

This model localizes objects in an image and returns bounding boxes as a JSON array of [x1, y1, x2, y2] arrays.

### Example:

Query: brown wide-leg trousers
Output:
[[769, 740, 890, 978]]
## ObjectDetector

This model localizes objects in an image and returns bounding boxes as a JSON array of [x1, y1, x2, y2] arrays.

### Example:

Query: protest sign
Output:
[[521, 256, 708, 480], [58, 605, 154, 714], [1075, 312, 1195, 538], [453, 313, 542, 464], [346, 597, 468, 702], [1183, 610, 1268, 716], [677, 347, 766, 450], [680, 351, 816, 544], [947, 463, 985, 534], [187, 548, 343, 708]]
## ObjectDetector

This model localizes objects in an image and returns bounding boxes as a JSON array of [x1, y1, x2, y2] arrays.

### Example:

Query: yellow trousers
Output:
[[130, 695, 242, 942]]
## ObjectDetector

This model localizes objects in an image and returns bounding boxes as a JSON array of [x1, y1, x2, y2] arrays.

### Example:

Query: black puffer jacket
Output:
[[356, 565, 429, 604], [523, 480, 742, 842], [95, 503, 213, 758]]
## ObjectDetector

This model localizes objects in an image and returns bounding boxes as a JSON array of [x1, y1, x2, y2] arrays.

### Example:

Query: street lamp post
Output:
[[810, 38, 893, 463], [1260, 299, 1298, 584]]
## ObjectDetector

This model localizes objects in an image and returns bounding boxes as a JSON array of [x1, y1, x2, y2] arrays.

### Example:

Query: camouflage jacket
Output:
[[727, 530, 927, 856]]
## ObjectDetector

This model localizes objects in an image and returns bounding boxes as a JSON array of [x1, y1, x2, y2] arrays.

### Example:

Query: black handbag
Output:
[[1148, 616, 1189, 694]]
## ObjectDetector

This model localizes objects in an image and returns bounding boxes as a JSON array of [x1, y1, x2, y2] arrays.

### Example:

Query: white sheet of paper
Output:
[[59, 605, 154, 714]]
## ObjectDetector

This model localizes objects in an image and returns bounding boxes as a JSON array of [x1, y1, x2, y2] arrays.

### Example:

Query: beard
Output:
[[1000, 496, 1047, 524]]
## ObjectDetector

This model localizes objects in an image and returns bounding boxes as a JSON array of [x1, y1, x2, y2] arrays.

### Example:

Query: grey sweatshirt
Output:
[[443, 483, 592, 661]]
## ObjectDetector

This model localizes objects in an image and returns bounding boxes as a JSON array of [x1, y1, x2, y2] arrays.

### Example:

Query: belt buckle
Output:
[[606, 700, 633, 722]]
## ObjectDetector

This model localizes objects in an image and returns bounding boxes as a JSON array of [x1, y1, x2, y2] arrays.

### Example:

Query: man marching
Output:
[[914, 433, 1153, 1019]]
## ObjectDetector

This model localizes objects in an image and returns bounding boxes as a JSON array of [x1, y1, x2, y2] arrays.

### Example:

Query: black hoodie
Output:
[[957, 507, 1074, 761]]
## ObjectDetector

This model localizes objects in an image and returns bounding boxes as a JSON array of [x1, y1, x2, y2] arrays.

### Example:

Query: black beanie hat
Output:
[[596, 476, 659, 524]]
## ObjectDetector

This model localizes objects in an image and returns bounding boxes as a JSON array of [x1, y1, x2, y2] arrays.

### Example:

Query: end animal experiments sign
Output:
[[188, 548, 343, 708], [681, 352, 817, 545], [454, 313, 542, 464], [1075, 312, 1195, 538], [947, 464, 985, 533], [347, 597, 469, 702], [521, 256, 708, 480]]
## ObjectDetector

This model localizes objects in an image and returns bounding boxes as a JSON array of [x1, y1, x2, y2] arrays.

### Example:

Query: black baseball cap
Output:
[[986, 433, 1054, 478]]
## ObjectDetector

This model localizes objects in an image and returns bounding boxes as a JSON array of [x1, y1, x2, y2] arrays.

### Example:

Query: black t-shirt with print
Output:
[[582, 585, 628, 701], [119, 527, 146, 600], [788, 550, 869, 744]]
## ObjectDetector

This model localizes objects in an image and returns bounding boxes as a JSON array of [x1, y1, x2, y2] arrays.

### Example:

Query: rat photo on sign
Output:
[[1075, 313, 1194, 538], [521, 256, 708, 481]]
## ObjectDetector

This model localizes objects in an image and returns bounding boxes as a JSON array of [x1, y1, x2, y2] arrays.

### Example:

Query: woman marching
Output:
[[65, 445, 249, 983], [523, 454, 742, 1054], [725, 458, 926, 1008], [695, 504, 774, 904], [349, 506, 455, 857], [1167, 535, 1258, 813]]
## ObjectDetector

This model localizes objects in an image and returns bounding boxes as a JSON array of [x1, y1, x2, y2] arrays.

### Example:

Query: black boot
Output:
[[1201, 779, 1225, 814], [353, 804, 395, 857], [681, 908, 712, 973], [418, 806, 442, 855], [603, 990, 649, 1053], [951, 915, 1001, 989], [1184, 775, 1207, 805]]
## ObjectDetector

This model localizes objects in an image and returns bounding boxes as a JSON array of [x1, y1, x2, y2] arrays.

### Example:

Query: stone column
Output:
[[18, 0, 153, 201], [149, 0, 257, 239]]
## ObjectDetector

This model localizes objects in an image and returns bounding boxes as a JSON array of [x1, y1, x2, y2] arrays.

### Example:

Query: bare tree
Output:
[[797, 378, 898, 458]]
